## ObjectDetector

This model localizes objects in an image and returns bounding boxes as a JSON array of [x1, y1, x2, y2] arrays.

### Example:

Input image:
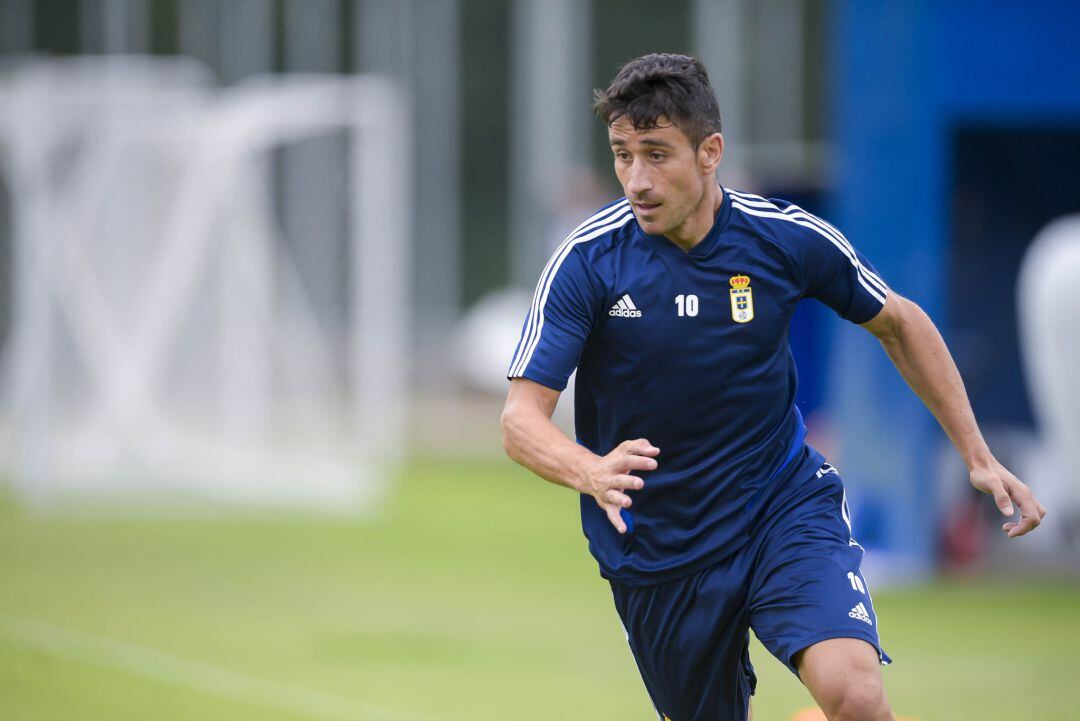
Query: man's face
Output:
[[607, 115, 710, 237]]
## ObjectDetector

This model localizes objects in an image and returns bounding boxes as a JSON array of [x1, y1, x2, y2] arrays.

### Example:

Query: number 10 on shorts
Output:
[[847, 571, 866, 594]]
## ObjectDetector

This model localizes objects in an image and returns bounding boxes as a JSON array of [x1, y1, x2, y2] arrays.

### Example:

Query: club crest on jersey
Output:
[[729, 274, 754, 323]]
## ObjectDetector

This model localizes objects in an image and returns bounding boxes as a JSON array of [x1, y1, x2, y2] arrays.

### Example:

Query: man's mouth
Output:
[[634, 201, 661, 213]]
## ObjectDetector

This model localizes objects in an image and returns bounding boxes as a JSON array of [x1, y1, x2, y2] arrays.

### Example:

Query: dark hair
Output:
[[593, 53, 722, 148]]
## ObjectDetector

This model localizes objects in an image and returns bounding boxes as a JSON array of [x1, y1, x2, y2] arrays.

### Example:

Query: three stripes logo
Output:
[[815, 463, 838, 479], [849, 602, 873, 626], [609, 293, 642, 318]]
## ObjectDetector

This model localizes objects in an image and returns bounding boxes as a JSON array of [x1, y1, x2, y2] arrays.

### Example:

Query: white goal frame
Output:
[[0, 58, 411, 513]]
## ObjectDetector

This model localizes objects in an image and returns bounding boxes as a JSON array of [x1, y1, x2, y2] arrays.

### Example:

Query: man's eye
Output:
[[650, 153, 666, 161], [615, 152, 631, 162]]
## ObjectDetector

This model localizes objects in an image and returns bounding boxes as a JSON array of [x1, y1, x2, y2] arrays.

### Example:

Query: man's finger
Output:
[[1005, 493, 1042, 537], [623, 438, 661, 457], [1006, 514, 1041, 538], [1017, 493, 1040, 517], [989, 483, 1014, 516], [604, 504, 627, 534], [614, 474, 645, 491], [622, 454, 659, 473], [605, 489, 632, 508]]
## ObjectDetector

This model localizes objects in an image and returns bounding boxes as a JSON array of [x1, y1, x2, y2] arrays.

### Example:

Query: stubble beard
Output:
[[659, 185, 705, 240]]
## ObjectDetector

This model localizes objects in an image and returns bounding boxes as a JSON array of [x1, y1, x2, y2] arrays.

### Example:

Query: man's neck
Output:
[[665, 182, 724, 252]]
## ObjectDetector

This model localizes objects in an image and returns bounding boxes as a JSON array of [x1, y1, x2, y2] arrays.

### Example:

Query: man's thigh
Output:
[[748, 467, 891, 676], [611, 559, 756, 721], [796, 638, 893, 721]]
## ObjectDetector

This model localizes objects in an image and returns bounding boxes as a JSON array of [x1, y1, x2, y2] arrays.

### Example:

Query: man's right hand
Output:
[[502, 380, 659, 532], [579, 439, 660, 534]]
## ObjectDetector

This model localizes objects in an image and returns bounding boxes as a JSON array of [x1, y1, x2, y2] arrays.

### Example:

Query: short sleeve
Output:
[[507, 245, 601, 391], [792, 212, 889, 324]]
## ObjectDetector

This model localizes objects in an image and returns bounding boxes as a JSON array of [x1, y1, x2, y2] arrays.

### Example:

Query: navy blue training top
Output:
[[507, 187, 889, 585]]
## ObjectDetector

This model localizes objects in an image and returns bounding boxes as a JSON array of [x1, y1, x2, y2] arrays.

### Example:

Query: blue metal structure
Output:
[[830, 0, 1080, 578]]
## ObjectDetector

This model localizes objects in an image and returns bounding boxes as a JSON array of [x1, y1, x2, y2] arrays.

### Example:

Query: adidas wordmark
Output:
[[848, 602, 872, 626], [609, 294, 642, 318]]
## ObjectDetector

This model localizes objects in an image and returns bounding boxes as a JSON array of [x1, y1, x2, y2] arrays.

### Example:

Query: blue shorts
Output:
[[610, 464, 891, 721]]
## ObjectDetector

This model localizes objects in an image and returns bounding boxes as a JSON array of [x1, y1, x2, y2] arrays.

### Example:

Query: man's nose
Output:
[[626, 159, 652, 196]]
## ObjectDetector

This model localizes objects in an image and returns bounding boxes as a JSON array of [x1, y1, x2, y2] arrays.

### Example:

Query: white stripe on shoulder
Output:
[[726, 188, 771, 205], [780, 206, 887, 294], [727, 190, 887, 292], [729, 198, 887, 305], [774, 202, 888, 292], [568, 199, 632, 241], [509, 200, 629, 375], [509, 206, 634, 377]]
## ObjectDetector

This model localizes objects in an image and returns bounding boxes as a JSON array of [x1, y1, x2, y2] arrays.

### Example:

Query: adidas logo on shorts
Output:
[[849, 602, 873, 626], [609, 293, 642, 318]]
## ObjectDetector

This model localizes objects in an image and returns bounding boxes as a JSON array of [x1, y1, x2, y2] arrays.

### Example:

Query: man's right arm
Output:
[[500, 377, 659, 534]]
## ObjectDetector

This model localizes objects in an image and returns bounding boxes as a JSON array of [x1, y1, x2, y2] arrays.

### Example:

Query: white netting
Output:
[[0, 57, 411, 513]]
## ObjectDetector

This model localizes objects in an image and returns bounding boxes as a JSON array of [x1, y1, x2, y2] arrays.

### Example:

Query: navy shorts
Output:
[[610, 464, 891, 721]]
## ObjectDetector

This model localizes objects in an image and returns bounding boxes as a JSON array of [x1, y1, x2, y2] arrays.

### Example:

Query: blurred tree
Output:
[[34, 0, 80, 53], [461, 0, 510, 306]]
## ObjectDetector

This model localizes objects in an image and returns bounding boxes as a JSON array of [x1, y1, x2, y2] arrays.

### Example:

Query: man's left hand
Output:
[[969, 463, 1047, 538]]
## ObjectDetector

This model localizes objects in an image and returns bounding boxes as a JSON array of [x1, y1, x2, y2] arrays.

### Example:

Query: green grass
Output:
[[0, 456, 1077, 720]]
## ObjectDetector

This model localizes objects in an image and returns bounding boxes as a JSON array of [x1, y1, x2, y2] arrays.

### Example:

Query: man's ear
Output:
[[700, 133, 724, 175]]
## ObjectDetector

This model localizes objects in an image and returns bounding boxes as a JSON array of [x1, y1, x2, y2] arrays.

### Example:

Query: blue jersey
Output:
[[507, 187, 889, 584]]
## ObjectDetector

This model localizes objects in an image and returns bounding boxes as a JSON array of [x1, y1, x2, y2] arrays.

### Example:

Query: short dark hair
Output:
[[593, 53, 722, 148]]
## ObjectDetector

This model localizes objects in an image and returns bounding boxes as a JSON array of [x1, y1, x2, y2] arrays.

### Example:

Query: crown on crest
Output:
[[729, 274, 751, 289]]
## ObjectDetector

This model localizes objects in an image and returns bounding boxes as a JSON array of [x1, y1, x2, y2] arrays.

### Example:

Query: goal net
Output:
[[0, 57, 411, 514]]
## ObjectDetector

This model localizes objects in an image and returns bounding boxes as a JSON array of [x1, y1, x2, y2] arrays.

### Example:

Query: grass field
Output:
[[1, 456, 1077, 720]]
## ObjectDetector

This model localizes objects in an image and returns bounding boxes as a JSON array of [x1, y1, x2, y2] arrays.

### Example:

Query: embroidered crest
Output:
[[729, 274, 754, 323]]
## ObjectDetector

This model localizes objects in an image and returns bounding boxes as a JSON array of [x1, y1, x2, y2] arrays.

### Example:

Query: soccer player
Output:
[[500, 53, 1046, 721]]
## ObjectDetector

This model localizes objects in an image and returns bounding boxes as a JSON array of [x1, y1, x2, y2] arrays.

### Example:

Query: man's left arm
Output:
[[861, 292, 1047, 537]]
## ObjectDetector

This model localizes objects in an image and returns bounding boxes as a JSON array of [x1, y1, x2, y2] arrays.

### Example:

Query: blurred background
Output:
[[0, 1, 1078, 719]]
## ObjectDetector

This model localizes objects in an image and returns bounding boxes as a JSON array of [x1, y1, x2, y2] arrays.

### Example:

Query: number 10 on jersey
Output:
[[675, 294, 699, 317]]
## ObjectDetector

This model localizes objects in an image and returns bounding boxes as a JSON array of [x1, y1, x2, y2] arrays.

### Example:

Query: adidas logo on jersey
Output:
[[609, 293, 642, 318], [849, 602, 872, 626]]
